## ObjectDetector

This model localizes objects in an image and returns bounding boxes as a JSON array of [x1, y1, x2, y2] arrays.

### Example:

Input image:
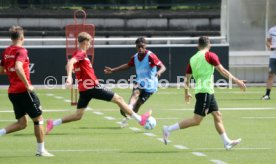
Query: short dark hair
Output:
[[135, 37, 147, 44], [9, 26, 24, 40], [198, 36, 210, 48]]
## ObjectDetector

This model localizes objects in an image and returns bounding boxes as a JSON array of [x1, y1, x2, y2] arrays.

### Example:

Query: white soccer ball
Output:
[[144, 116, 157, 130]]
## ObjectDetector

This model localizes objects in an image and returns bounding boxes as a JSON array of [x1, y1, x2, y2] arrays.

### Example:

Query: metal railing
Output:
[[0, 0, 220, 9], [0, 36, 227, 48]]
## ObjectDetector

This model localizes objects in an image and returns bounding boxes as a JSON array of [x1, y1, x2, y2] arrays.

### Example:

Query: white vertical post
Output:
[[220, 0, 229, 44], [265, 0, 270, 50]]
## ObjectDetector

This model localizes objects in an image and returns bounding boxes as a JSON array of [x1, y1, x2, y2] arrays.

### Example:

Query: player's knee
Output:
[[194, 120, 201, 126], [75, 112, 84, 120], [213, 111, 222, 122], [193, 117, 202, 126], [18, 119, 28, 129], [19, 123, 28, 129], [113, 95, 124, 104], [133, 90, 140, 98]]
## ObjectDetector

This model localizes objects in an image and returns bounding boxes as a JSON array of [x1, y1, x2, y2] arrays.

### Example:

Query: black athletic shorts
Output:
[[194, 93, 218, 117], [77, 85, 115, 109], [8, 91, 42, 119], [132, 86, 153, 104], [269, 58, 276, 73]]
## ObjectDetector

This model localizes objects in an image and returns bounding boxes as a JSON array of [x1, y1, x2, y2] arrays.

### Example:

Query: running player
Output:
[[0, 26, 53, 157], [262, 25, 276, 100], [104, 37, 166, 128], [46, 32, 152, 134], [162, 36, 246, 150]]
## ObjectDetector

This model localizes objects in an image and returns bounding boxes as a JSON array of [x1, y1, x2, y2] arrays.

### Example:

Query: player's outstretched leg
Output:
[[46, 109, 85, 134], [119, 105, 133, 128], [163, 114, 203, 145], [212, 111, 241, 150], [111, 93, 151, 126]]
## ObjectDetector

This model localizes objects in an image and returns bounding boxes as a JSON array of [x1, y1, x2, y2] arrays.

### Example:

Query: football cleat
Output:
[[35, 150, 54, 157], [224, 138, 242, 150]]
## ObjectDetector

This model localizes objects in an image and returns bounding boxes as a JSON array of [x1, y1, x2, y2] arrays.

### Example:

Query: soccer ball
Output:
[[144, 116, 157, 130]]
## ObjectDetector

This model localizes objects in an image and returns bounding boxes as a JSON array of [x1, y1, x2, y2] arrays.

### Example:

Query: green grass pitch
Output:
[[0, 87, 275, 164]]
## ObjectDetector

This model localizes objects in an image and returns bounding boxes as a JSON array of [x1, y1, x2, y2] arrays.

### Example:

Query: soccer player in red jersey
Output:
[[46, 32, 152, 134], [104, 37, 166, 128], [0, 26, 53, 157]]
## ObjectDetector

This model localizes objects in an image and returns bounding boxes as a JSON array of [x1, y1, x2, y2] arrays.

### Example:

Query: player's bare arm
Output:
[[184, 74, 192, 103], [104, 64, 130, 74], [266, 38, 272, 49], [15, 61, 33, 92], [215, 64, 246, 91], [0, 66, 5, 74], [66, 57, 77, 86], [156, 63, 166, 78]]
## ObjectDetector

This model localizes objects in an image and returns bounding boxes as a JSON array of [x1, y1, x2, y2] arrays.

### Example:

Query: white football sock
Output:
[[131, 113, 141, 122], [167, 123, 180, 132], [0, 129, 7, 136], [220, 132, 231, 145], [37, 142, 45, 153], [53, 119, 62, 126]]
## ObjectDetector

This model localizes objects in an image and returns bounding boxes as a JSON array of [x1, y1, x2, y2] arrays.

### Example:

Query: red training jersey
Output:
[[0, 45, 31, 93], [186, 51, 221, 74], [72, 50, 98, 91], [127, 50, 162, 67]]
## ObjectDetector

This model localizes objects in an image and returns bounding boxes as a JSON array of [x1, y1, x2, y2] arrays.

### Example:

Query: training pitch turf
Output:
[[0, 87, 275, 164]]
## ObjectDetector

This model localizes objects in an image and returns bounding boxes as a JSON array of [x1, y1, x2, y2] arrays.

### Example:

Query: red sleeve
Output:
[[205, 52, 220, 66], [16, 49, 28, 62], [72, 51, 85, 61], [149, 53, 162, 67], [127, 56, 135, 67], [186, 63, 192, 74]]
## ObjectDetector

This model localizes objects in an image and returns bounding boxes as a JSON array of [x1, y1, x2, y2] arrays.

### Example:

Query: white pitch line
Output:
[[54, 96, 64, 99], [93, 111, 104, 115], [104, 116, 116, 120], [129, 127, 141, 131], [242, 117, 276, 119], [194, 148, 271, 150], [46, 93, 54, 96], [210, 159, 227, 164], [49, 149, 120, 152], [169, 107, 276, 111], [0, 120, 16, 122], [63, 99, 71, 103], [222, 107, 276, 110], [192, 152, 207, 157], [157, 138, 171, 143], [174, 145, 189, 150], [143, 133, 156, 137]]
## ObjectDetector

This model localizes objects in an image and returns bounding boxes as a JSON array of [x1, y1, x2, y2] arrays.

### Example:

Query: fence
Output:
[[0, 0, 220, 9], [0, 37, 229, 85]]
